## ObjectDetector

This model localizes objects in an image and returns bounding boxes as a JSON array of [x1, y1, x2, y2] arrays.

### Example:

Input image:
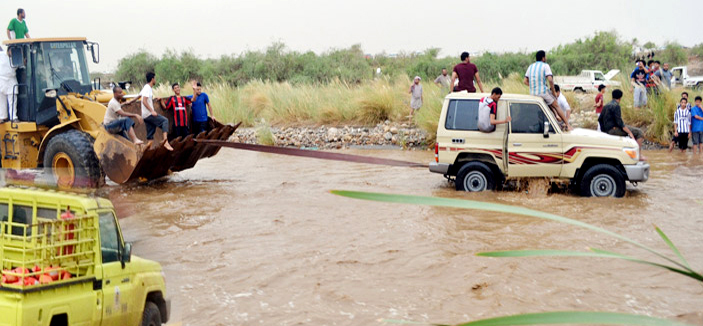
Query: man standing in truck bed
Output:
[[450, 52, 484, 93], [524, 50, 572, 131]]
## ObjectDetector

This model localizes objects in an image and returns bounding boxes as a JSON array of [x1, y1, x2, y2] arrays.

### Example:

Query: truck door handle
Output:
[[121, 278, 130, 283], [512, 143, 522, 147]]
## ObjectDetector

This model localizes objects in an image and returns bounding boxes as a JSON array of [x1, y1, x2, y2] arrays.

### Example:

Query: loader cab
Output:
[[5, 38, 96, 128]]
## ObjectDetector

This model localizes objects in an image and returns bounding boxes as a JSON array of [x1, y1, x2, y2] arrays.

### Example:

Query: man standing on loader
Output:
[[140, 72, 173, 151], [0, 46, 17, 122], [105, 86, 143, 145], [160, 83, 192, 139]]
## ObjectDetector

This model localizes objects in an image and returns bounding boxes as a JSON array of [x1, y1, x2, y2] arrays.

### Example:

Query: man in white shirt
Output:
[[104, 86, 143, 144], [478, 87, 511, 133], [554, 85, 571, 123], [140, 72, 173, 151], [0, 46, 18, 122]]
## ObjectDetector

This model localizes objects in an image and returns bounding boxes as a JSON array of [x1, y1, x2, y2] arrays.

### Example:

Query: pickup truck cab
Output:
[[554, 70, 621, 93], [671, 66, 703, 89], [0, 187, 169, 326], [429, 92, 649, 197]]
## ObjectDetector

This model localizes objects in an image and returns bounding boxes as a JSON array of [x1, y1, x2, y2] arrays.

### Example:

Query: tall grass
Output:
[[148, 71, 696, 145]]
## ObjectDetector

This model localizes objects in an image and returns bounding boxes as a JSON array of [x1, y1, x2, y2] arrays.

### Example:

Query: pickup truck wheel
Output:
[[456, 162, 495, 192], [579, 164, 626, 198], [141, 302, 162, 326]]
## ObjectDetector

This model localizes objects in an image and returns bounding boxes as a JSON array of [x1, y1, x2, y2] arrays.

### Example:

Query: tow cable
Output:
[[193, 139, 427, 168]]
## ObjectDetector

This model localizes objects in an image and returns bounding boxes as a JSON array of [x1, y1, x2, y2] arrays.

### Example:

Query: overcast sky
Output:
[[4, 0, 702, 72]]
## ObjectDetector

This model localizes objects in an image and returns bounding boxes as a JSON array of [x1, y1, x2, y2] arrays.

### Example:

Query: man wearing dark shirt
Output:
[[598, 89, 644, 148], [450, 52, 484, 93]]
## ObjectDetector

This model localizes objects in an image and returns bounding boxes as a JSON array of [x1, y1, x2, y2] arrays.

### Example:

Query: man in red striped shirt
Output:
[[160, 83, 192, 139]]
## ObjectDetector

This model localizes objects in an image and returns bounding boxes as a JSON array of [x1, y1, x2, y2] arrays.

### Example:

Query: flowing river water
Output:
[[103, 149, 703, 325]]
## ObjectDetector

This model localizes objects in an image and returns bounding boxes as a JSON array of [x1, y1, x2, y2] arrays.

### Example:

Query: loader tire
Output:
[[43, 129, 103, 188]]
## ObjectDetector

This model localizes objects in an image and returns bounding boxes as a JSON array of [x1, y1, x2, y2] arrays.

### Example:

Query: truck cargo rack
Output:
[[0, 214, 96, 291]]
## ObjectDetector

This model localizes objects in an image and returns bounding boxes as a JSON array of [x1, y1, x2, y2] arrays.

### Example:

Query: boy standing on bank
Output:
[[673, 97, 692, 153], [690, 96, 703, 154]]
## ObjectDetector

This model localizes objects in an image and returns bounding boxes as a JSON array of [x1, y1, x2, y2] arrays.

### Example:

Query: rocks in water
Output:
[[384, 132, 393, 141]]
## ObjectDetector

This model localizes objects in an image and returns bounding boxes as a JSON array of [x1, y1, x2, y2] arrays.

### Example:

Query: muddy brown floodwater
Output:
[[104, 149, 703, 326]]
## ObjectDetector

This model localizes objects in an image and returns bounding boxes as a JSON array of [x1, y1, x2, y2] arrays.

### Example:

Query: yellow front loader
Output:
[[1, 38, 237, 188]]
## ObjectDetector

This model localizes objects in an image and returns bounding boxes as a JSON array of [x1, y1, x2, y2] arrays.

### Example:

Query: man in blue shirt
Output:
[[186, 82, 216, 135], [691, 96, 703, 155]]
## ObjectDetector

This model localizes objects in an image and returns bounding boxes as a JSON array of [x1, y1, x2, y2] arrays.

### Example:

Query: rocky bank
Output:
[[231, 120, 431, 150]]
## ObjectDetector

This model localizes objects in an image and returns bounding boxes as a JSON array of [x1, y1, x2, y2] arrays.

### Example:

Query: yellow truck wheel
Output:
[[140, 302, 162, 326], [43, 129, 104, 188]]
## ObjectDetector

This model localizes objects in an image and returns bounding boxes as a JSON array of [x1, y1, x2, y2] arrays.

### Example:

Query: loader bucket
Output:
[[94, 120, 239, 183], [93, 97, 240, 184]]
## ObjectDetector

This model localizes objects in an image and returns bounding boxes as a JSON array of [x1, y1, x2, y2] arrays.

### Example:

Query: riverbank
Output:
[[231, 120, 430, 150], [229, 119, 666, 151]]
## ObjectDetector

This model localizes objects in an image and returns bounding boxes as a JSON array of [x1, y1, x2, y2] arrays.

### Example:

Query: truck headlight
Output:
[[623, 147, 639, 160]]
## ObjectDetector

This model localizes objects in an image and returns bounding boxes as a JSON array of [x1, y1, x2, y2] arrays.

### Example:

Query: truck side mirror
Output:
[[87, 42, 100, 64], [543, 121, 550, 138], [121, 242, 132, 269], [8, 46, 24, 68]]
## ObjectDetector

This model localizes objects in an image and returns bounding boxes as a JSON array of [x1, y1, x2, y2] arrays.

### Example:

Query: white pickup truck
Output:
[[554, 70, 621, 93], [671, 66, 703, 89]]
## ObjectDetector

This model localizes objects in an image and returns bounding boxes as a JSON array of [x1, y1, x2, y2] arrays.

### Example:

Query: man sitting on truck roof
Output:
[[598, 89, 644, 149], [450, 51, 484, 93], [523, 50, 572, 131], [104, 86, 144, 145], [478, 87, 511, 133]]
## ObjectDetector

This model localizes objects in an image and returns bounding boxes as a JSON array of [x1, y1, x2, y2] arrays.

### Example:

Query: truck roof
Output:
[[2, 37, 87, 46], [0, 187, 112, 210], [445, 92, 543, 102]]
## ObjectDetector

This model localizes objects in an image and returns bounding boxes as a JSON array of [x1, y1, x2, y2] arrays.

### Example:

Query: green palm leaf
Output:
[[330, 190, 696, 275], [476, 249, 703, 282], [382, 311, 692, 326], [653, 226, 691, 270]]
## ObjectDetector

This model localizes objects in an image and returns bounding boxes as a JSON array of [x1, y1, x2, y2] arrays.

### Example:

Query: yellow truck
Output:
[[430, 92, 650, 197], [0, 187, 169, 326]]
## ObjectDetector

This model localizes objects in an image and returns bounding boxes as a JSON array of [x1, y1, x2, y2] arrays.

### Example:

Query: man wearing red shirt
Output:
[[450, 52, 484, 93], [594, 84, 606, 131], [160, 83, 192, 139]]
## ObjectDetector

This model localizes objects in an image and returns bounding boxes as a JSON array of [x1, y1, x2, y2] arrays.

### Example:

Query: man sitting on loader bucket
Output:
[[104, 86, 143, 144]]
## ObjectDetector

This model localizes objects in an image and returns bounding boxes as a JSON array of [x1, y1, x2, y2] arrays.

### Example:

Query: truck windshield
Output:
[[35, 41, 91, 93], [594, 73, 605, 81]]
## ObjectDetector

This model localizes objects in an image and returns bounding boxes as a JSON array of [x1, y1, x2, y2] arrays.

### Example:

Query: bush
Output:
[[656, 42, 688, 66], [115, 50, 158, 83]]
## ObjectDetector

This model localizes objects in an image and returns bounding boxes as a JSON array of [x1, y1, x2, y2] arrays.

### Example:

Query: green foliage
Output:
[[657, 42, 688, 66], [549, 31, 633, 75], [690, 43, 703, 58], [114, 31, 654, 87], [643, 41, 657, 49], [115, 50, 158, 83]]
